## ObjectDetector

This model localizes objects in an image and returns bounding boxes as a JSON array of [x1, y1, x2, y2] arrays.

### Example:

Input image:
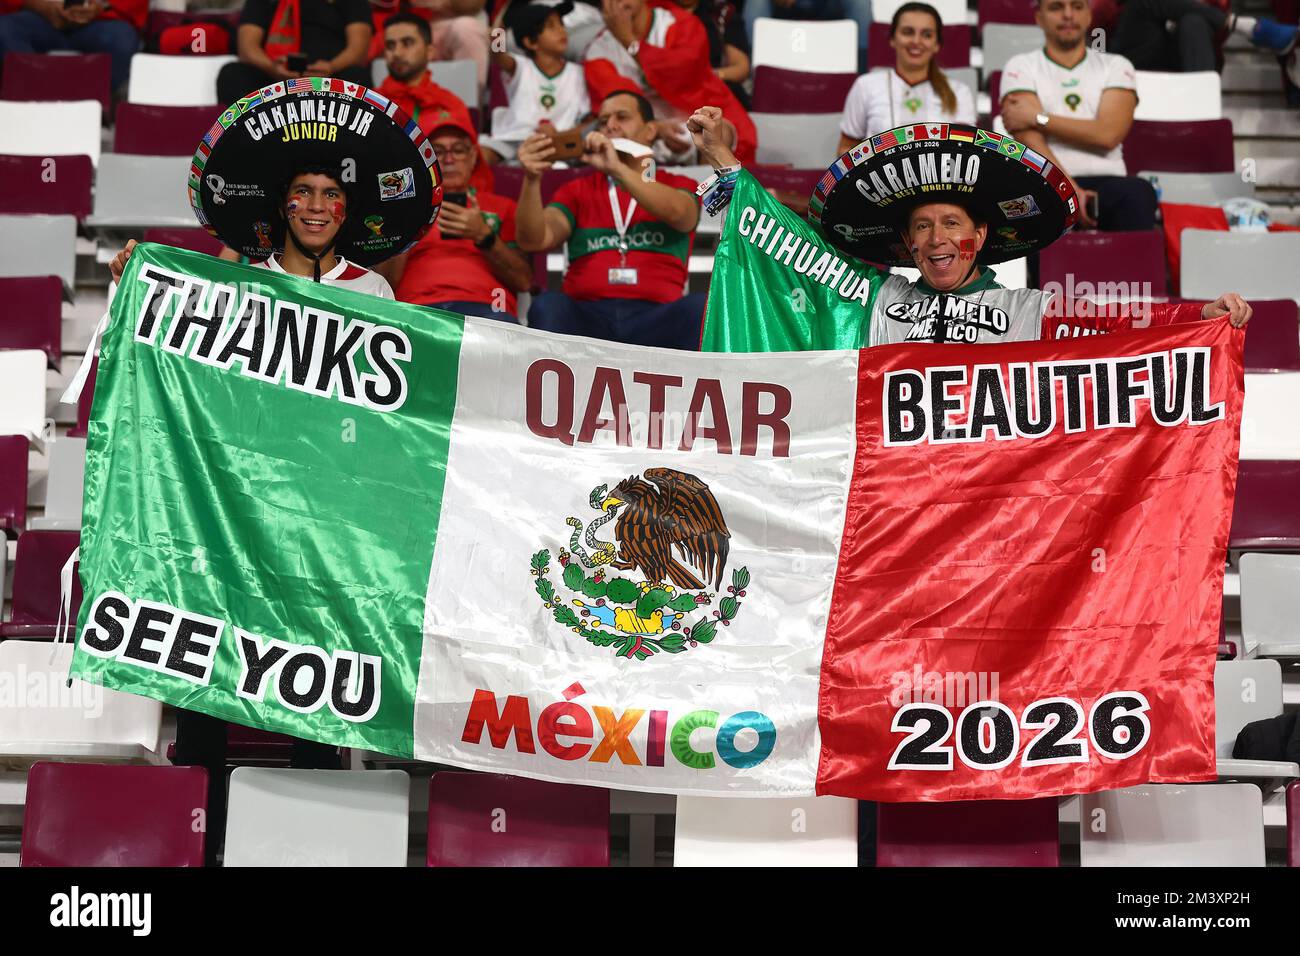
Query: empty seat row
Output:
[[19, 761, 1297, 867]]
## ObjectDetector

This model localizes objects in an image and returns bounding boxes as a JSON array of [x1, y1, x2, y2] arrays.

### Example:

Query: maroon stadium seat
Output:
[[1243, 300, 1300, 373], [1123, 119, 1235, 175], [1230, 460, 1300, 551], [143, 227, 224, 257], [749, 164, 822, 196], [1038, 229, 1168, 298], [0, 154, 93, 219], [0, 435, 28, 534], [0, 275, 62, 366], [0, 530, 81, 639], [0, 52, 111, 116], [490, 165, 587, 204], [989, 70, 1002, 114], [751, 66, 858, 113], [114, 103, 222, 156], [979, 0, 1038, 26], [427, 772, 610, 866], [877, 798, 1060, 866], [487, 60, 509, 111], [1288, 781, 1298, 867], [68, 356, 96, 440], [21, 762, 208, 866], [868, 23, 972, 69]]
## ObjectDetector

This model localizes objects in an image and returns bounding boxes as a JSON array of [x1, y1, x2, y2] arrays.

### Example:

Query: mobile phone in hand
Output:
[[439, 192, 469, 238], [287, 52, 309, 74], [545, 128, 584, 162]]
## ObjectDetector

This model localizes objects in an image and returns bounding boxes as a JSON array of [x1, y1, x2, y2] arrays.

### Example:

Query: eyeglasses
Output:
[[432, 144, 474, 160]]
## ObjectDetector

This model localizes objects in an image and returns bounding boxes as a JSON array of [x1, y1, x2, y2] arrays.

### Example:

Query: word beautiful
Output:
[[78, 592, 382, 723], [242, 96, 375, 143], [884, 347, 1225, 445], [525, 358, 793, 456], [130, 264, 412, 411]]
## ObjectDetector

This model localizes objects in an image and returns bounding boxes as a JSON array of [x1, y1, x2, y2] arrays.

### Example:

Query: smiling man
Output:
[[687, 105, 1253, 351]]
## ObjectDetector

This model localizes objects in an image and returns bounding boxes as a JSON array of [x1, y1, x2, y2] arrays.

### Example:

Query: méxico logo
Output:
[[530, 468, 751, 662]]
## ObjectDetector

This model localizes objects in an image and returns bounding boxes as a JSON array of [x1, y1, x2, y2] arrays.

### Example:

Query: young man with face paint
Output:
[[111, 163, 395, 297], [688, 105, 1254, 350]]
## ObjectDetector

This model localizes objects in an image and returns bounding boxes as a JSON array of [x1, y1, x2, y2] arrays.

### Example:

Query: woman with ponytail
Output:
[[836, 2, 975, 156]]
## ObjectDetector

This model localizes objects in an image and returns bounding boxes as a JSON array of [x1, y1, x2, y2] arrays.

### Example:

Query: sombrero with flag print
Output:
[[809, 123, 1079, 267], [189, 77, 443, 266]]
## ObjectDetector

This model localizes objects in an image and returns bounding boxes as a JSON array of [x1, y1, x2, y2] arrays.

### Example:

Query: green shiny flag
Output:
[[700, 170, 884, 353], [69, 243, 465, 758]]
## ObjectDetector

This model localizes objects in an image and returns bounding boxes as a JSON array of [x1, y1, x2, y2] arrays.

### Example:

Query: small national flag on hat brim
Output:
[[1019, 148, 1047, 173], [949, 127, 974, 143]]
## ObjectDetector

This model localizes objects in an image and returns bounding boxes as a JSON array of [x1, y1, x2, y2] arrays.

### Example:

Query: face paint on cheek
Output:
[[330, 202, 343, 221], [959, 238, 976, 262], [286, 199, 301, 219]]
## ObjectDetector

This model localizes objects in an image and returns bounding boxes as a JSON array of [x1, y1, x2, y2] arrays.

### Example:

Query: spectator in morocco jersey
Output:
[[516, 88, 704, 350]]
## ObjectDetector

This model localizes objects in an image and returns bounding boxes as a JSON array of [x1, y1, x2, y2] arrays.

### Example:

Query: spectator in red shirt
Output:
[[516, 88, 704, 350], [217, 0, 373, 105], [378, 12, 472, 131], [377, 11, 494, 193], [0, 0, 144, 91], [387, 109, 533, 321]]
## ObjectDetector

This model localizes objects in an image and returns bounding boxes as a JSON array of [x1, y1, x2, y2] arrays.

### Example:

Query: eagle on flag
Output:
[[600, 468, 731, 591]]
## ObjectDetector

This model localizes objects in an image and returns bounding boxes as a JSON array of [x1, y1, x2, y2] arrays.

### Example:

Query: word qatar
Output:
[[884, 347, 1225, 446], [129, 263, 412, 411], [525, 358, 794, 457]]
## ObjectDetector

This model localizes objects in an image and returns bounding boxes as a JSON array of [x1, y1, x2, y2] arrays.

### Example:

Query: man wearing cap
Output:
[[387, 110, 534, 321], [516, 87, 705, 349], [687, 105, 1251, 351]]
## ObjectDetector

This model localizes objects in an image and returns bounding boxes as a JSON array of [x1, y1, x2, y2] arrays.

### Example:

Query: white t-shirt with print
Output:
[[1000, 47, 1137, 178], [841, 69, 977, 142], [492, 56, 590, 143]]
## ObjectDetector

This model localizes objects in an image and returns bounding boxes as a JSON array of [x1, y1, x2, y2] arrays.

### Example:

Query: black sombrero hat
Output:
[[809, 123, 1079, 267], [188, 78, 443, 267]]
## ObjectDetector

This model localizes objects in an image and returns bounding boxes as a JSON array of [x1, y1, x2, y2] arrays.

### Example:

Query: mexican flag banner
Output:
[[70, 243, 1242, 801], [700, 170, 884, 353]]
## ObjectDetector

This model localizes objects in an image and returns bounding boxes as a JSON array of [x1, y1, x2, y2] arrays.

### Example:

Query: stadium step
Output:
[[1225, 106, 1300, 138], [1222, 59, 1288, 92]]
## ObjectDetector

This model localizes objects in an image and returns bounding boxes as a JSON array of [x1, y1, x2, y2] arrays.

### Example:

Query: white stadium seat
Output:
[[980, 24, 1042, 74], [1240, 553, 1300, 658], [1215, 659, 1300, 782], [127, 53, 236, 107], [429, 60, 479, 109], [752, 18, 859, 73], [1134, 71, 1222, 121], [84, 154, 198, 230], [1240, 373, 1300, 460], [753, 112, 843, 166], [224, 768, 411, 866], [873, 0, 967, 24], [0, 100, 102, 167], [0, 641, 163, 762], [1180, 230, 1300, 301], [673, 795, 857, 866], [1081, 784, 1266, 866], [30, 436, 86, 531], [0, 349, 48, 443], [1137, 170, 1254, 205], [0, 215, 77, 298]]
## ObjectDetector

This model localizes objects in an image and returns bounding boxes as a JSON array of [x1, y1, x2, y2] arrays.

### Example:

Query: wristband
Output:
[[474, 230, 497, 251]]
